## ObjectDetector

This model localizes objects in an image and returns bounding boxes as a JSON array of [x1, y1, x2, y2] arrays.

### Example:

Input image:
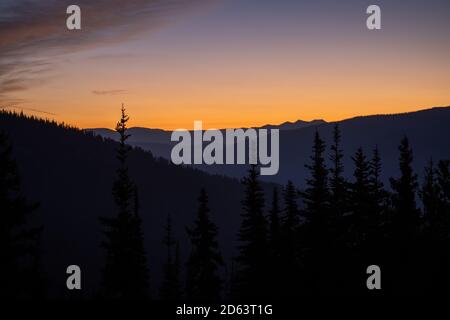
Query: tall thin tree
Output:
[[186, 188, 223, 300], [234, 165, 268, 299], [160, 213, 182, 300], [300, 131, 329, 293], [0, 131, 43, 299], [100, 105, 149, 299]]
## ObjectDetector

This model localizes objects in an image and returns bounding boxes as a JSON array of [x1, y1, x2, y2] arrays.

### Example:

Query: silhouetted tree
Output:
[[160, 214, 182, 300], [389, 136, 420, 293], [267, 187, 282, 295], [186, 188, 223, 300], [268, 187, 281, 258], [436, 160, 450, 225], [369, 146, 390, 217], [100, 105, 149, 299], [390, 137, 420, 241], [345, 147, 373, 293], [0, 131, 44, 299], [280, 180, 300, 296], [300, 131, 329, 293], [368, 145, 391, 283], [349, 148, 372, 245], [234, 165, 268, 298], [420, 159, 450, 291], [421, 160, 439, 234], [329, 125, 348, 229]]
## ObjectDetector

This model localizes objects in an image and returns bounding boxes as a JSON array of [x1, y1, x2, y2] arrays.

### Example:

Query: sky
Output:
[[0, 0, 449, 129]]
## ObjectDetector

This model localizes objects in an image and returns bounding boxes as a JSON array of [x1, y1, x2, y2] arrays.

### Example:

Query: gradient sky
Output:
[[1, 0, 449, 129]]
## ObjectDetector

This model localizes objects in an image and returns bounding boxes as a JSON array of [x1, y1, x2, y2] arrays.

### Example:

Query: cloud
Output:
[[0, 0, 213, 104], [92, 89, 128, 96], [0, 105, 57, 116]]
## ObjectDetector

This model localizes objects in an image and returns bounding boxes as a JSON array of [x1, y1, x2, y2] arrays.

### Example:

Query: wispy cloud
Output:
[[0, 0, 212, 104], [1, 105, 57, 116], [92, 89, 128, 96]]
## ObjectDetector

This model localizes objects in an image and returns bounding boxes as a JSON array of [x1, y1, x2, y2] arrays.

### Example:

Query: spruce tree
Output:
[[160, 214, 182, 300], [302, 131, 329, 233], [369, 146, 390, 215], [368, 145, 390, 276], [234, 165, 268, 299], [436, 160, 450, 224], [267, 187, 281, 295], [100, 105, 149, 299], [268, 187, 281, 258], [280, 180, 300, 296], [300, 131, 329, 292], [388, 136, 420, 293], [389, 137, 420, 242], [350, 147, 372, 246], [420, 160, 440, 235], [186, 188, 223, 301], [346, 147, 374, 293], [0, 131, 43, 299], [329, 124, 348, 224], [435, 160, 450, 290]]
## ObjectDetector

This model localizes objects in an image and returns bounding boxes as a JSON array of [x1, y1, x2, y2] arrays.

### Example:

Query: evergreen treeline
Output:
[[1, 109, 450, 298]]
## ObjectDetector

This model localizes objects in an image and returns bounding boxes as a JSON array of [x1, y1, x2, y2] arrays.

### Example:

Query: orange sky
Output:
[[2, 0, 450, 130]]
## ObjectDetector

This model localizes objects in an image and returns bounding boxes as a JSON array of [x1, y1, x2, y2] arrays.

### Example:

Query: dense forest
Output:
[[1, 108, 449, 298]]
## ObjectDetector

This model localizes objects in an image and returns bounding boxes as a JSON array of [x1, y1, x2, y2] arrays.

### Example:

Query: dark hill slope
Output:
[[0, 112, 265, 298]]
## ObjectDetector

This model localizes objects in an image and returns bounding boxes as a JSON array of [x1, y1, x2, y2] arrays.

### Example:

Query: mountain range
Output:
[[90, 106, 450, 186]]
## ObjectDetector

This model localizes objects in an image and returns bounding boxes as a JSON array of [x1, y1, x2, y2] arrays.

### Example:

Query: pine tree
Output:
[[280, 180, 300, 296], [159, 214, 182, 300], [302, 131, 329, 233], [388, 136, 420, 293], [300, 131, 329, 292], [420, 160, 440, 235], [434, 160, 450, 290], [350, 147, 372, 246], [100, 105, 149, 299], [268, 187, 281, 258], [368, 145, 390, 273], [234, 165, 268, 299], [389, 137, 420, 242], [0, 131, 43, 299], [369, 146, 389, 215], [344, 147, 374, 293], [436, 160, 450, 224], [186, 188, 223, 301], [329, 124, 348, 223], [267, 187, 281, 295]]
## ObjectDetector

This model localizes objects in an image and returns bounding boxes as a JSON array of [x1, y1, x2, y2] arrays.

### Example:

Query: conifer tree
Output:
[[388, 136, 420, 293], [368, 145, 390, 273], [234, 165, 268, 298], [329, 125, 348, 224], [0, 131, 43, 299], [369, 146, 390, 215], [350, 147, 372, 245], [100, 105, 149, 299], [420, 160, 440, 235], [186, 188, 223, 301], [436, 160, 450, 224], [160, 214, 182, 300], [268, 187, 281, 258], [345, 147, 374, 293], [434, 160, 450, 290], [280, 180, 300, 296], [300, 131, 329, 292], [302, 131, 329, 232], [267, 187, 281, 295], [390, 137, 420, 242]]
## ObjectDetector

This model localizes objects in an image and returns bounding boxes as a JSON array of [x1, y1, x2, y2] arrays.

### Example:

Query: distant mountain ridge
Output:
[[90, 106, 450, 186]]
